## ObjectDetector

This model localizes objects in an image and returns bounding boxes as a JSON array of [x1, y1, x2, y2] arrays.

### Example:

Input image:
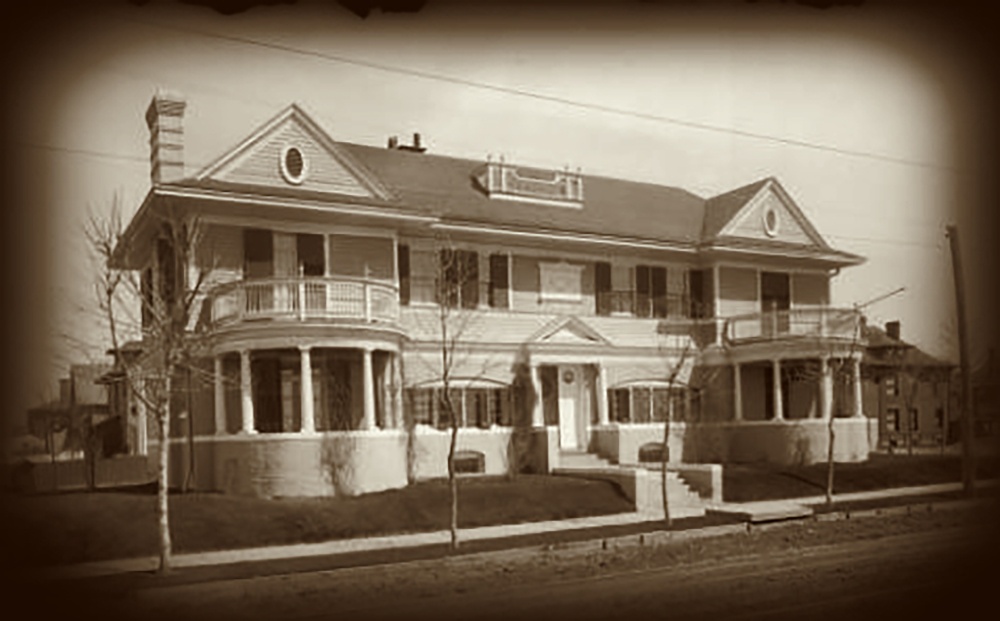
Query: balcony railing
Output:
[[208, 277, 399, 326], [723, 307, 862, 345]]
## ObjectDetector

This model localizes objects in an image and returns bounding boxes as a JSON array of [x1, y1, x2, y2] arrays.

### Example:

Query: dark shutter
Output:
[[689, 269, 704, 319], [397, 244, 410, 306], [651, 266, 667, 318], [296, 234, 325, 276], [243, 228, 273, 278], [635, 264, 651, 318], [489, 253, 509, 309], [595, 261, 611, 316], [461, 250, 479, 309]]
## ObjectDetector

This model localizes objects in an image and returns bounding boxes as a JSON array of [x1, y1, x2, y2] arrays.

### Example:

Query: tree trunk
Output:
[[660, 408, 672, 527], [825, 413, 835, 505], [157, 376, 173, 574], [448, 417, 460, 550]]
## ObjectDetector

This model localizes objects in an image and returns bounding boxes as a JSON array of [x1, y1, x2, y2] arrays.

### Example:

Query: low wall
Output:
[[591, 424, 687, 466], [7, 455, 154, 493], [145, 426, 555, 498], [683, 418, 875, 466]]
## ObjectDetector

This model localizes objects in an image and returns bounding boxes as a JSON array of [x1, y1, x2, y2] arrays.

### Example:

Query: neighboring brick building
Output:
[[862, 321, 953, 451]]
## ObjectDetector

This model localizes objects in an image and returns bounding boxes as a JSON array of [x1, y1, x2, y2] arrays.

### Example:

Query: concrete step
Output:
[[557, 451, 614, 470], [642, 471, 707, 519]]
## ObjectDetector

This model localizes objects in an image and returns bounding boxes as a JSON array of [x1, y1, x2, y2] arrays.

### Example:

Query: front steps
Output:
[[554, 451, 707, 519]]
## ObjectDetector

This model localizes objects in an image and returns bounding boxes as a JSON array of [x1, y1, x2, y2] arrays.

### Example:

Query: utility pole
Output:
[[946, 225, 975, 497]]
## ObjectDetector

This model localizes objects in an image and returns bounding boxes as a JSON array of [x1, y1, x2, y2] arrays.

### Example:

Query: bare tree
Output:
[[653, 319, 695, 528], [86, 197, 212, 573], [820, 307, 866, 506]]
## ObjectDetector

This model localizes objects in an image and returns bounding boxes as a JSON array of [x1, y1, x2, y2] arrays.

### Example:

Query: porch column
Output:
[[392, 353, 405, 429], [733, 362, 743, 422], [135, 379, 148, 454], [530, 363, 544, 427], [851, 355, 864, 418], [771, 358, 784, 421], [299, 346, 316, 434], [819, 356, 833, 420], [361, 347, 376, 430], [213, 355, 227, 435], [596, 364, 609, 426], [239, 349, 255, 434]]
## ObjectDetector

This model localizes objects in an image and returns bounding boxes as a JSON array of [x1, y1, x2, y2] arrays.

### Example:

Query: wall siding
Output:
[[718, 266, 758, 317], [792, 273, 829, 308]]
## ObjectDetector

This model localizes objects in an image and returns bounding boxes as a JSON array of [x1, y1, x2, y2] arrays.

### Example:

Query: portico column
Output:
[[299, 346, 316, 434], [530, 364, 544, 427], [361, 348, 376, 430], [819, 356, 833, 420], [596, 364, 609, 426], [771, 359, 784, 421], [239, 349, 255, 434], [135, 379, 148, 454], [851, 355, 864, 418], [733, 362, 743, 422], [213, 355, 227, 435], [392, 353, 404, 429]]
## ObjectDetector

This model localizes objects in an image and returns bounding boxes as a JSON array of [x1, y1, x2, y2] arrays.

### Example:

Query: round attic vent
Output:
[[280, 145, 308, 185], [762, 204, 780, 237]]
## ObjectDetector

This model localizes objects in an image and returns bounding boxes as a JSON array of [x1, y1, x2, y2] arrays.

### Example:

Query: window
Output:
[[595, 261, 612, 316], [280, 145, 307, 184], [633, 387, 652, 423], [397, 244, 410, 306], [539, 261, 584, 303], [157, 237, 178, 307], [406, 388, 433, 426], [243, 228, 273, 278], [935, 408, 945, 429], [688, 269, 711, 319], [635, 265, 667, 318], [439, 248, 479, 309], [885, 375, 899, 397], [489, 253, 510, 309], [609, 388, 631, 423], [887, 407, 900, 432], [296, 233, 325, 276], [909, 408, 919, 432]]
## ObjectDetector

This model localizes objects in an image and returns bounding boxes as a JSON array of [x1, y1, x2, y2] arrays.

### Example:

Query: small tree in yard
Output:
[[654, 322, 694, 528], [87, 197, 212, 573], [820, 307, 866, 506], [413, 238, 484, 551]]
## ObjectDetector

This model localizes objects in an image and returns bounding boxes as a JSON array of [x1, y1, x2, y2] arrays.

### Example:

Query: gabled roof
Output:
[[527, 315, 612, 346], [863, 325, 953, 369], [140, 101, 864, 266]]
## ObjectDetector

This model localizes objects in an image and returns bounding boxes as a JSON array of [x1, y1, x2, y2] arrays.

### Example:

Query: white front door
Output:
[[558, 365, 583, 450]]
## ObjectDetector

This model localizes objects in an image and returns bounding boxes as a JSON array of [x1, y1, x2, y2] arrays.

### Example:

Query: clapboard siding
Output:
[[718, 266, 758, 317], [791, 272, 829, 308]]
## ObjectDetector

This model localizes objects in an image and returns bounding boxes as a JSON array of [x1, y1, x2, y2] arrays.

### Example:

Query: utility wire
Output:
[[115, 16, 955, 173]]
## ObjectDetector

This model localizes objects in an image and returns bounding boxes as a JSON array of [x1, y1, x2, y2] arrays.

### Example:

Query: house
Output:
[[861, 321, 954, 451], [113, 91, 872, 498], [26, 363, 116, 457]]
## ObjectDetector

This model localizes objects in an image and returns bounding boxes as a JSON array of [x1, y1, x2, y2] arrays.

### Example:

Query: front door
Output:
[[558, 365, 583, 450]]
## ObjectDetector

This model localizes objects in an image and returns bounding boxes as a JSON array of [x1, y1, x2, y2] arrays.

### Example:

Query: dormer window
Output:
[[280, 145, 308, 185], [480, 156, 584, 208]]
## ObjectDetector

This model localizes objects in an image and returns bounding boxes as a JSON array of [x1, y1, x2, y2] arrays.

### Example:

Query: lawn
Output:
[[723, 453, 1000, 503], [1, 475, 634, 566]]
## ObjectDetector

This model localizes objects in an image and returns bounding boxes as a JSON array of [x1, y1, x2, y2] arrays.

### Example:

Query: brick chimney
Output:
[[145, 90, 187, 184], [885, 320, 901, 341]]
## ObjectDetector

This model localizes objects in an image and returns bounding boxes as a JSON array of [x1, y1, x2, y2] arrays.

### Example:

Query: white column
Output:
[[771, 358, 784, 421], [392, 353, 404, 429], [819, 356, 833, 420], [135, 379, 148, 454], [530, 363, 544, 427], [240, 350, 255, 434], [213, 355, 227, 435], [596, 364, 609, 426], [851, 355, 864, 418], [733, 362, 743, 422], [299, 346, 316, 434], [361, 348, 376, 430]]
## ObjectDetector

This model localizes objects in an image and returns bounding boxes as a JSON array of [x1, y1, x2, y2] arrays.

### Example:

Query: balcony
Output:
[[208, 277, 399, 327], [723, 307, 862, 346]]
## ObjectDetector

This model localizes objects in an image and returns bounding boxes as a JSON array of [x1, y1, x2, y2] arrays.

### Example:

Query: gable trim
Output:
[[195, 103, 395, 201], [527, 315, 612, 346], [716, 178, 830, 249]]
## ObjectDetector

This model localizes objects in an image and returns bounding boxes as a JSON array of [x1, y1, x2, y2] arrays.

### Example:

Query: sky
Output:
[[5, 1, 996, 425]]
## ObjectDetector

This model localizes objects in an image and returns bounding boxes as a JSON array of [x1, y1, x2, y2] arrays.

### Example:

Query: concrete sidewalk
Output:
[[45, 481, 993, 581]]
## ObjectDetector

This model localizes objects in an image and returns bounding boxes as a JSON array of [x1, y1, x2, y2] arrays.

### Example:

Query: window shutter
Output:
[[397, 244, 410, 306], [461, 250, 479, 309], [595, 261, 611, 316], [489, 253, 509, 308], [635, 264, 651, 318], [651, 266, 667, 318]]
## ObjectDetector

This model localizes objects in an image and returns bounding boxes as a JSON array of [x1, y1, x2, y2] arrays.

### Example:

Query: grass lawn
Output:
[[723, 453, 1000, 503], [2, 475, 634, 567]]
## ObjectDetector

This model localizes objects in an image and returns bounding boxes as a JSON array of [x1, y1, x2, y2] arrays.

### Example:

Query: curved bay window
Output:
[[405, 385, 513, 429], [608, 385, 690, 423]]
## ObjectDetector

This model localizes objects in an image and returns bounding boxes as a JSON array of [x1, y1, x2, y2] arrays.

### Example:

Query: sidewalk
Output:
[[45, 480, 993, 582]]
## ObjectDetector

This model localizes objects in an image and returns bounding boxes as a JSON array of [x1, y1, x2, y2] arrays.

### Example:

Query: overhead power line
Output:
[[116, 16, 955, 172]]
